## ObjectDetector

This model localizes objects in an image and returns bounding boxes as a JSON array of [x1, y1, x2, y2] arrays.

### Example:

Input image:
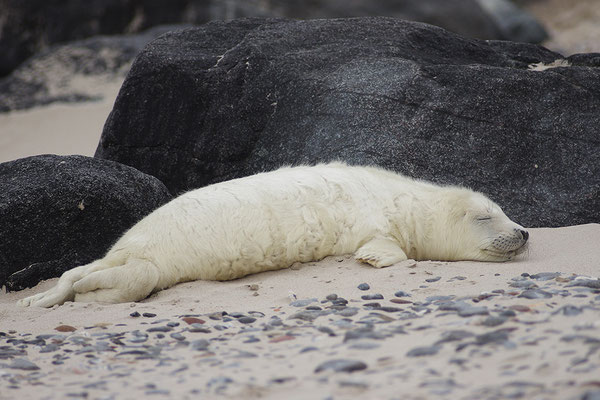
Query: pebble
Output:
[[481, 315, 507, 327], [554, 305, 583, 316], [129, 311, 141, 317], [530, 272, 561, 281], [182, 317, 205, 325], [568, 279, 600, 289], [55, 325, 76, 332], [425, 276, 441, 283], [2, 358, 40, 370], [325, 294, 338, 301], [190, 339, 210, 351], [290, 298, 318, 307], [406, 345, 441, 357], [314, 359, 367, 373], [436, 330, 475, 344], [147, 326, 172, 333], [509, 281, 538, 289], [518, 289, 553, 299], [361, 294, 384, 300], [238, 317, 257, 324], [189, 324, 211, 333], [288, 310, 328, 322], [357, 283, 370, 290], [475, 329, 511, 345], [394, 290, 411, 297], [142, 313, 157, 318]]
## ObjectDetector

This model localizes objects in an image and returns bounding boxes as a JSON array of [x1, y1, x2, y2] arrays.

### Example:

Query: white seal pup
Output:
[[18, 163, 528, 307]]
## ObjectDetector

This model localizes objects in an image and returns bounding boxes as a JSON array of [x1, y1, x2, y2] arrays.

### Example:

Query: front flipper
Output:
[[354, 237, 408, 268]]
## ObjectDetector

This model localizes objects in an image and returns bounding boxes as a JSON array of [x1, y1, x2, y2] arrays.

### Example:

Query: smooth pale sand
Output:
[[1, 225, 599, 399]]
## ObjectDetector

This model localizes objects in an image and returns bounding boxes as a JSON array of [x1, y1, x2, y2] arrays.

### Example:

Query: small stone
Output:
[[390, 298, 412, 304], [554, 305, 583, 316], [147, 326, 172, 333], [394, 290, 411, 297], [188, 324, 211, 333], [357, 283, 370, 291], [361, 294, 384, 300], [568, 279, 600, 289], [530, 272, 561, 281], [190, 339, 210, 351], [406, 345, 441, 357], [314, 359, 367, 373], [4, 358, 40, 370], [290, 298, 317, 307], [270, 335, 295, 343], [481, 316, 507, 327], [129, 311, 141, 317], [142, 313, 156, 318], [475, 329, 511, 345], [436, 330, 475, 344], [425, 276, 441, 283], [519, 289, 553, 299], [55, 325, 76, 332], [248, 284, 259, 291], [509, 281, 538, 289], [509, 305, 531, 312], [325, 294, 338, 301], [170, 333, 186, 341], [458, 306, 489, 317], [238, 316, 257, 324], [182, 317, 205, 325]]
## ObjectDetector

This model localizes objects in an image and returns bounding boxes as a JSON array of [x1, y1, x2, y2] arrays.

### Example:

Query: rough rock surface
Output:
[[0, 25, 183, 112], [0, 0, 546, 77], [96, 18, 600, 227], [0, 155, 172, 290]]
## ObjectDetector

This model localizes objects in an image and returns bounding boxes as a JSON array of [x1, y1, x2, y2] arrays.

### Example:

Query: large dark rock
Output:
[[95, 18, 600, 227], [0, 155, 172, 291], [0, 0, 545, 77], [0, 25, 183, 112]]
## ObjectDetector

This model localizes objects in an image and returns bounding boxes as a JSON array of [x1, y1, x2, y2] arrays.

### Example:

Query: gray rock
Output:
[[406, 345, 442, 357], [238, 316, 257, 324], [357, 283, 370, 290], [314, 359, 367, 373], [425, 276, 441, 283], [394, 291, 412, 297], [0, 155, 171, 290], [3, 358, 40, 370], [190, 339, 210, 351], [509, 281, 538, 289], [568, 280, 600, 289], [529, 272, 561, 281], [458, 306, 489, 317], [361, 294, 384, 301], [518, 289, 553, 299], [290, 298, 318, 307], [96, 18, 600, 228], [288, 310, 329, 322]]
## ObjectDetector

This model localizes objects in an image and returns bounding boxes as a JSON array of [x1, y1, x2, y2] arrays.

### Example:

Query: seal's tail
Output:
[[72, 258, 160, 304]]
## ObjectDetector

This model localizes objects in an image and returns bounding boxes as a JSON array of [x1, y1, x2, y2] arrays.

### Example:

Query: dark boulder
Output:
[[0, 155, 172, 291], [95, 18, 600, 227], [0, 25, 184, 112], [0, 0, 545, 77]]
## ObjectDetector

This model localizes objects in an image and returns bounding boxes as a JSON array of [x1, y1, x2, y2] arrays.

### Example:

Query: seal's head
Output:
[[427, 189, 529, 262]]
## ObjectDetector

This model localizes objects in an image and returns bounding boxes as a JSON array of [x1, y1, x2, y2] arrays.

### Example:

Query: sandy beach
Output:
[[1, 225, 599, 399]]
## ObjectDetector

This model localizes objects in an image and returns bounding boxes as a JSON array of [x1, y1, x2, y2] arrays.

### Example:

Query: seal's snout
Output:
[[517, 229, 529, 242]]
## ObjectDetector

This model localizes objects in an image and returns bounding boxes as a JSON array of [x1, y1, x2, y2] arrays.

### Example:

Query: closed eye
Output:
[[477, 216, 492, 221]]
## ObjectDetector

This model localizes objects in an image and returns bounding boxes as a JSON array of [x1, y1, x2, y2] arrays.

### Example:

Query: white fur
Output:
[[18, 163, 528, 307]]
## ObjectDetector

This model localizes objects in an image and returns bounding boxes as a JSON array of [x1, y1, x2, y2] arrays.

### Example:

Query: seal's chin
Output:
[[483, 242, 528, 261]]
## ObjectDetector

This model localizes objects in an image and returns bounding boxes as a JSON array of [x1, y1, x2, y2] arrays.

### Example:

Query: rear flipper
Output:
[[355, 237, 408, 268], [73, 258, 160, 304], [17, 260, 110, 308]]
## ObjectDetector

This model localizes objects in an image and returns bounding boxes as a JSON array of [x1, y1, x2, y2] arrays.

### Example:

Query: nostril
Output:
[[519, 230, 529, 241]]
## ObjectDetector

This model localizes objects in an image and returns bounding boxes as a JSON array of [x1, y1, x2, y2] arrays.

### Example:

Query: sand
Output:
[[1, 225, 599, 399]]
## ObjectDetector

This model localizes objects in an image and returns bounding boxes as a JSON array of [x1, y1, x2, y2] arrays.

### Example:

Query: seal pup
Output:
[[18, 163, 528, 307]]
